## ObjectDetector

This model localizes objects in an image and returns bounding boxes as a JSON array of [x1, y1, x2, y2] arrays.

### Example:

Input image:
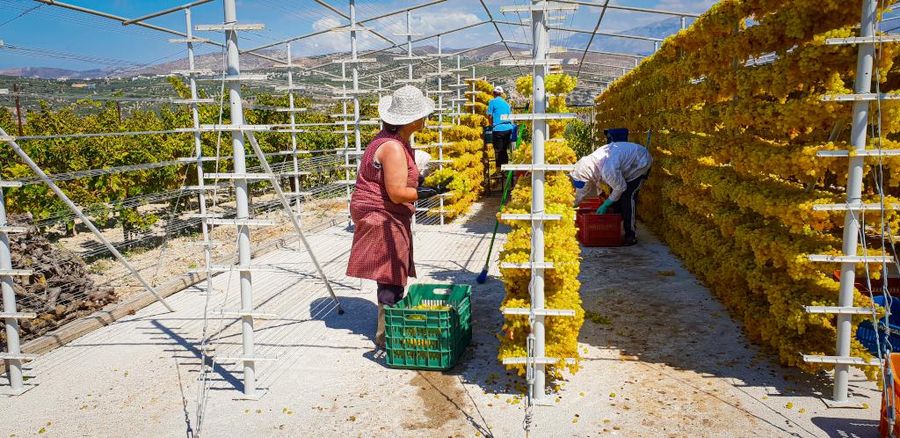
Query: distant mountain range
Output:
[[0, 66, 117, 80], [0, 17, 678, 80]]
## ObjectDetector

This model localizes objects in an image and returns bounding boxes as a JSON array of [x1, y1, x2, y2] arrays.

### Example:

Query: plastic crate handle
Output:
[[432, 286, 452, 295]]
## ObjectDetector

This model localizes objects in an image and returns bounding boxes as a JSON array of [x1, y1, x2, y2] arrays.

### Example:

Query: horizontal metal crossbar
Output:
[[330, 26, 369, 33], [501, 308, 576, 317], [817, 149, 900, 157], [502, 113, 576, 121], [0, 353, 38, 361], [190, 124, 272, 132], [0, 312, 37, 319], [275, 85, 307, 91], [501, 164, 576, 172], [821, 93, 900, 102], [802, 355, 881, 366], [195, 23, 265, 31], [176, 157, 219, 163], [812, 203, 900, 211], [193, 265, 289, 274], [500, 262, 554, 269], [226, 73, 269, 82], [172, 69, 216, 77], [826, 35, 900, 45], [169, 37, 212, 44], [502, 357, 577, 365], [808, 255, 894, 263], [205, 173, 279, 180], [500, 214, 562, 221], [499, 59, 565, 66], [393, 55, 428, 61], [0, 269, 33, 277], [0, 226, 28, 233], [171, 98, 215, 105], [217, 309, 279, 319], [205, 218, 277, 227], [180, 185, 224, 192], [394, 78, 426, 84], [804, 306, 875, 315], [185, 213, 224, 219], [500, 3, 578, 13], [0, 181, 24, 188]]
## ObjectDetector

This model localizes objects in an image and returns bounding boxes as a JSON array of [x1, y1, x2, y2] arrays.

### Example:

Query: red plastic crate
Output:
[[578, 197, 605, 211], [579, 213, 623, 247]]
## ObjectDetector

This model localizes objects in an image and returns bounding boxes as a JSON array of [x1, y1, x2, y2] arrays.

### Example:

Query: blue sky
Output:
[[0, 0, 716, 71]]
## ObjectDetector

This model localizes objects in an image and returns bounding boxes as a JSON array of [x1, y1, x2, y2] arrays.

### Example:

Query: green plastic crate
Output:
[[384, 283, 472, 370]]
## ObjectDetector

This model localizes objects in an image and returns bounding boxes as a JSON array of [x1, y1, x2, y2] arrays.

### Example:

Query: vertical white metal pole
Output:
[[378, 75, 384, 130], [834, 0, 877, 403], [350, 0, 361, 156], [407, 11, 414, 82], [455, 55, 462, 124], [531, 0, 548, 403], [0, 180, 24, 392], [223, 0, 257, 397], [341, 62, 351, 215], [185, 9, 214, 296], [437, 34, 445, 226], [286, 43, 302, 217], [680, 16, 686, 30]]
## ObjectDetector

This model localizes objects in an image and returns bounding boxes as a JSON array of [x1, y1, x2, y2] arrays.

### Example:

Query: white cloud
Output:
[[312, 16, 342, 32], [407, 11, 481, 36]]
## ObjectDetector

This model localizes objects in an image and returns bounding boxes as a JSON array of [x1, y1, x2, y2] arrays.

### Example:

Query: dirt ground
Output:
[[0, 198, 883, 437]]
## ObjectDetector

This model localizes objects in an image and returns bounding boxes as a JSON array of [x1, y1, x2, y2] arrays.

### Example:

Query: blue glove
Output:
[[596, 199, 614, 214]]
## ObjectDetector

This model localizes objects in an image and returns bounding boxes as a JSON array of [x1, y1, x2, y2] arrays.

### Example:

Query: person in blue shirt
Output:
[[486, 86, 514, 170]]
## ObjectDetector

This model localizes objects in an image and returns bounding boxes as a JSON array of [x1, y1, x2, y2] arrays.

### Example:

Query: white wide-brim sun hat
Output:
[[378, 85, 435, 126]]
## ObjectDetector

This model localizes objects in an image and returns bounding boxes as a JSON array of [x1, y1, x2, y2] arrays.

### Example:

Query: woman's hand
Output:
[[376, 140, 418, 204]]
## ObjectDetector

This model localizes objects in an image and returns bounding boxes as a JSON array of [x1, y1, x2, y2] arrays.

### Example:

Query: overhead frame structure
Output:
[[0, 0, 706, 401], [22, 0, 704, 90]]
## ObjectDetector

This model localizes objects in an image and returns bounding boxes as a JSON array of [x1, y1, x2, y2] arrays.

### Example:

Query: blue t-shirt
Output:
[[487, 97, 513, 132]]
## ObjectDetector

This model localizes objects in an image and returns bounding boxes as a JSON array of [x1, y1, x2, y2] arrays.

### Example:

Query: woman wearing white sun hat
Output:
[[346, 85, 449, 349]]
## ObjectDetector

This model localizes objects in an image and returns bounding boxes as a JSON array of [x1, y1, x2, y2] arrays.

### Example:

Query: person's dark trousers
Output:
[[491, 129, 512, 170], [611, 171, 650, 241], [375, 283, 405, 348]]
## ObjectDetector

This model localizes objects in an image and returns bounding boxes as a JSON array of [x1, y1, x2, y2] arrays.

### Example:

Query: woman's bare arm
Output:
[[376, 140, 418, 204]]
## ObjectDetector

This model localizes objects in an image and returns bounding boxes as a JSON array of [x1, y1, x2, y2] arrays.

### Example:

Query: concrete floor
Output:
[[0, 199, 884, 437]]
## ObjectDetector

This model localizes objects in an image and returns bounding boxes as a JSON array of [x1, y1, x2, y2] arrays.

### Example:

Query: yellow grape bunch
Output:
[[417, 84, 494, 221], [593, 0, 900, 380], [497, 138, 584, 380]]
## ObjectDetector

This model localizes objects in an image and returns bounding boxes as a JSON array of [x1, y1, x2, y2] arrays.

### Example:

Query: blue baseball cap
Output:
[[568, 175, 586, 189]]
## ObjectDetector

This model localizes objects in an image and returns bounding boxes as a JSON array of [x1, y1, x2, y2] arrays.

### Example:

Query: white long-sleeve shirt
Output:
[[570, 142, 652, 204]]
